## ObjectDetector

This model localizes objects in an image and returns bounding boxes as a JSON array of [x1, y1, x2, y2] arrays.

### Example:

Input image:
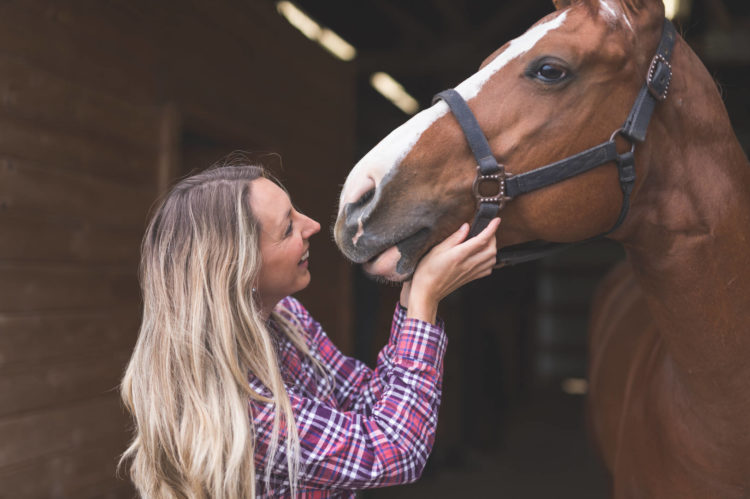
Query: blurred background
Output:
[[0, 0, 747, 497]]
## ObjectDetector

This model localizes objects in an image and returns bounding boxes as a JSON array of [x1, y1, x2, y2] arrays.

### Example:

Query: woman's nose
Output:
[[302, 215, 321, 238]]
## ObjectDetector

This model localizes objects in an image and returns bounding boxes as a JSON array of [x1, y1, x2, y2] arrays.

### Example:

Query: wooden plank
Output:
[[0, 263, 140, 313], [0, 349, 132, 417], [0, 116, 154, 186], [0, 436, 134, 499], [116, 2, 354, 141], [0, 309, 139, 368], [0, 212, 143, 263], [0, 0, 355, 147], [0, 0, 355, 158], [0, 393, 128, 469], [0, 54, 160, 150], [0, 156, 156, 225], [186, 0, 351, 98], [175, 70, 354, 149], [0, 157, 156, 230], [0, 1, 158, 104], [0, 1, 355, 497]]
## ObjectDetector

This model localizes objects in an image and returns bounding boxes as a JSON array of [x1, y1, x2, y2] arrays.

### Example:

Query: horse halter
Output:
[[433, 18, 676, 267]]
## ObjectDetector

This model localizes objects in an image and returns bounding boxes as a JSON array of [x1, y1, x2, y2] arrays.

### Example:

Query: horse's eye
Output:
[[536, 63, 567, 82]]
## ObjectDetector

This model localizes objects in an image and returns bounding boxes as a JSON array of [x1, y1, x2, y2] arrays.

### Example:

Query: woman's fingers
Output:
[[405, 218, 501, 322], [445, 218, 500, 269], [433, 222, 470, 252], [420, 220, 499, 288], [461, 218, 500, 252], [455, 220, 499, 271], [424, 218, 499, 264]]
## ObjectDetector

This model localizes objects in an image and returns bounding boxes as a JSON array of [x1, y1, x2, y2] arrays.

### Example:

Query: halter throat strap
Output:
[[432, 18, 676, 266]]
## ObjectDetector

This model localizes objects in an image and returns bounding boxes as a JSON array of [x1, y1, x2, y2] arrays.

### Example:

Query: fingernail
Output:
[[460, 223, 469, 231]]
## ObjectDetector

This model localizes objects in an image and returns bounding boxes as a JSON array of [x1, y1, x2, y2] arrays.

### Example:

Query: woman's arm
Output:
[[250, 314, 446, 494], [280, 219, 499, 415], [254, 220, 500, 494], [276, 296, 433, 415]]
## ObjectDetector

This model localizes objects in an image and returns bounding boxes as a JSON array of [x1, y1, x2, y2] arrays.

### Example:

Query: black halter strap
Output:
[[431, 88, 507, 238], [432, 18, 676, 266]]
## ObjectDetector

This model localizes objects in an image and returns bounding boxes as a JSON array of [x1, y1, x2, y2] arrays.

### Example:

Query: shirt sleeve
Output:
[[251, 297, 448, 493]]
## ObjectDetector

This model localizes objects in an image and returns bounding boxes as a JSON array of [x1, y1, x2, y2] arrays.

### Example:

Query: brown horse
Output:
[[334, 0, 750, 496]]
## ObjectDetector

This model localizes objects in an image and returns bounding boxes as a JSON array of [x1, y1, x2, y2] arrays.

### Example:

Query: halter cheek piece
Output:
[[433, 18, 676, 267]]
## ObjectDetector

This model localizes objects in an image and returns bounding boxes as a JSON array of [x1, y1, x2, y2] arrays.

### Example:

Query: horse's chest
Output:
[[589, 299, 749, 497]]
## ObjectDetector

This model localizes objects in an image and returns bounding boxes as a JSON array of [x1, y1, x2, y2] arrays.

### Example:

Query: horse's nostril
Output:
[[353, 188, 375, 208]]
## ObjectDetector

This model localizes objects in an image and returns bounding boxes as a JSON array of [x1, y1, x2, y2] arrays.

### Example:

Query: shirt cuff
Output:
[[394, 316, 447, 373], [394, 301, 407, 323], [386, 301, 407, 347]]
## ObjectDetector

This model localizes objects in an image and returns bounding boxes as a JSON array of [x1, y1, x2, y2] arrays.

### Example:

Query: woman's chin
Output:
[[362, 246, 410, 283]]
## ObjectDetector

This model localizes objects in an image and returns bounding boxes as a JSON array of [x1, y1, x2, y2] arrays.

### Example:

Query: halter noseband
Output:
[[432, 18, 676, 267]]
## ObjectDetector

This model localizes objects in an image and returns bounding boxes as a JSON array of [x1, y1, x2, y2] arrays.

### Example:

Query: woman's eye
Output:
[[536, 63, 567, 82], [285, 221, 293, 237]]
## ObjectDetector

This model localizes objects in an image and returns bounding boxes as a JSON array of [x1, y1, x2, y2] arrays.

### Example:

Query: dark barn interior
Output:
[[0, 0, 748, 497]]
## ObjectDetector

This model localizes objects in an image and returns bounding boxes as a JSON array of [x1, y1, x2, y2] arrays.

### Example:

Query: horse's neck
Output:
[[617, 37, 750, 406]]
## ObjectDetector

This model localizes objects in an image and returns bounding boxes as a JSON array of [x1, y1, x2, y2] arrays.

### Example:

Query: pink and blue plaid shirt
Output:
[[249, 296, 447, 498]]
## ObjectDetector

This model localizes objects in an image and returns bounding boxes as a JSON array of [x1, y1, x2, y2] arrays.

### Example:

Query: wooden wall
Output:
[[0, 1, 355, 497]]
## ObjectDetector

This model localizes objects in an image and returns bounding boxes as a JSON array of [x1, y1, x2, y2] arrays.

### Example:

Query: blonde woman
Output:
[[120, 163, 499, 498]]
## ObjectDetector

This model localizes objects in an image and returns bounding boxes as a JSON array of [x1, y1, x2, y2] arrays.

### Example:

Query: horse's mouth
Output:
[[362, 246, 407, 281], [360, 227, 431, 282]]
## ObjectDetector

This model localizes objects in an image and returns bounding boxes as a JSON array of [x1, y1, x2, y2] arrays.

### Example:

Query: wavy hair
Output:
[[120, 163, 324, 497]]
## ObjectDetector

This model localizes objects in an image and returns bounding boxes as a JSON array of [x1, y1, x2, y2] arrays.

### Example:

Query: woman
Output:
[[120, 163, 499, 498]]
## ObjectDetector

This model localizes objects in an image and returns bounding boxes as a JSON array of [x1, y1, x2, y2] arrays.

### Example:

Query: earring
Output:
[[252, 287, 256, 294]]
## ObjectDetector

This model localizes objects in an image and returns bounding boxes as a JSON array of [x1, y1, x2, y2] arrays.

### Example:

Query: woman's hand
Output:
[[402, 218, 500, 324]]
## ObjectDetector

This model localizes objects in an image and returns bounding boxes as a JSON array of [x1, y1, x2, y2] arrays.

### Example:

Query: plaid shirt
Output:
[[250, 296, 447, 498]]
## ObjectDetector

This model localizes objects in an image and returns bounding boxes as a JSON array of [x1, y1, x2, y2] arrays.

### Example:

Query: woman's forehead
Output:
[[250, 178, 292, 229]]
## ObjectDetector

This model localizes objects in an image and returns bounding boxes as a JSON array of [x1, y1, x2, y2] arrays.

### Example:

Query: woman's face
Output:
[[250, 178, 321, 312]]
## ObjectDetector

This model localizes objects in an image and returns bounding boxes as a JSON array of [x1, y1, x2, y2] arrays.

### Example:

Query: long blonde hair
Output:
[[120, 164, 320, 497]]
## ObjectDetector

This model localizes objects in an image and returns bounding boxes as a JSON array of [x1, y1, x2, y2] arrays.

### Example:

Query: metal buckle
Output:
[[472, 165, 509, 209], [609, 128, 636, 153], [647, 54, 672, 101]]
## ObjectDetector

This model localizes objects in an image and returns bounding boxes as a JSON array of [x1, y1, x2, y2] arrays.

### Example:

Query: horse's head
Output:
[[335, 0, 669, 281]]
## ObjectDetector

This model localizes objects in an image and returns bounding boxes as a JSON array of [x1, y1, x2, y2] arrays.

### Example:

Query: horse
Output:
[[333, 0, 750, 496]]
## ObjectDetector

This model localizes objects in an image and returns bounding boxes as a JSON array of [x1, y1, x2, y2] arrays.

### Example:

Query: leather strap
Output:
[[621, 18, 676, 142], [505, 142, 618, 197], [432, 89, 504, 238], [432, 89, 499, 175], [469, 202, 500, 238], [431, 19, 675, 265], [497, 240, 574, 266], [496, 149, 637, 266]]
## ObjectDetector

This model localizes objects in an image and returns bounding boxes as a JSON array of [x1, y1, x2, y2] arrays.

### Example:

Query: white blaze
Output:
[[338, 11, 570, 214], [599, 0, 633, 31], [599, 0, 618, 20]]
